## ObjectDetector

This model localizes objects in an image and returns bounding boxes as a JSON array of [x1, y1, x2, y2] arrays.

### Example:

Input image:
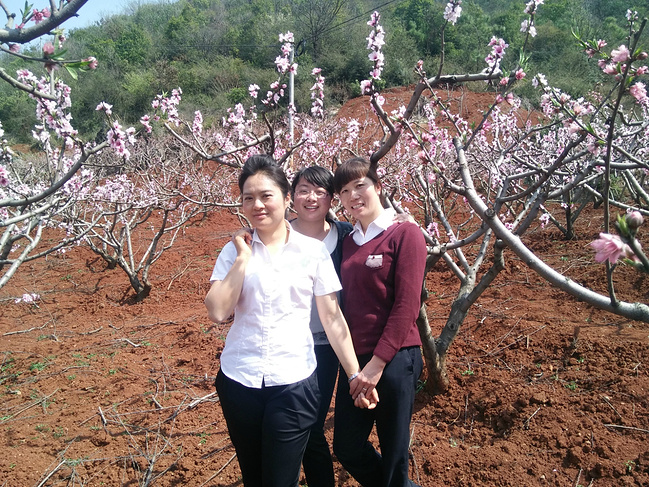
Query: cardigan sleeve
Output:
[[372, 223, 427, 363]]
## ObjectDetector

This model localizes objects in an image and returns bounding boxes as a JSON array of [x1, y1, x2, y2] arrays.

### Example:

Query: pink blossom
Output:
[[8, 43, 20, 53], [42, 42, 55, 56], [630, 82, 647, 104], [636, 66, 648, 75], [625, 210, 644, 230], [248, 84, 260, 98], [140, 114, 152, 133], [611, 45, 630, 63], [32, 8, 50, 24], [95, 102, 113, 115], [443, 1, 462, 25], [84, 56, 98, 69], [589, 233, 628, 264], [602, 63, 617, 75], [515, 69, 526, 80], [279, 32, 294, 43]]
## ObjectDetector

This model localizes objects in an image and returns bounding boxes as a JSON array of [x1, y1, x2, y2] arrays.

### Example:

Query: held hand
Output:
[[354, 388, 379, 409], [232, 228, 253, 258], [349, 356, 386, 401]]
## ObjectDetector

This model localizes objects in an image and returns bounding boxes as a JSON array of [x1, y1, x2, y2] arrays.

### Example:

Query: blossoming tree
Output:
[[0, 0, 104, 289]]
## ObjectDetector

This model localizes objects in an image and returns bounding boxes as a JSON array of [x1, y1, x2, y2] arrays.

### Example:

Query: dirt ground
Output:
[[1, 88, 648, 486]]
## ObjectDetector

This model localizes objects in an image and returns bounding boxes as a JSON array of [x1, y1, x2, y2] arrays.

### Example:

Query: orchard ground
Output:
[[1, 88, 648, 486]]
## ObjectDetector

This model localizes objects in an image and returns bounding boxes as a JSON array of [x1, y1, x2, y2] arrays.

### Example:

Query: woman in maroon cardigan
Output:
[[333, 157, 427, 487]]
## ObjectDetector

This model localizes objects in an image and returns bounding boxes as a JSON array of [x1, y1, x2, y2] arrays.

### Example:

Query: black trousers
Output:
[[333, 347, 423, 487], [216, 369, 320, 487], [303, 344, 339, 487]]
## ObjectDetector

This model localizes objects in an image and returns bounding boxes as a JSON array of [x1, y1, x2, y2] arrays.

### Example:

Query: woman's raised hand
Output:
[[232, 228, 253, 258]]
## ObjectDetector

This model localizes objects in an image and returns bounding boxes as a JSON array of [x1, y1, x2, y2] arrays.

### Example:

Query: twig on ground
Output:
[[603, 424, 649, 434], [5, 389, 58, 421], [80, 326, 103, 335], [524, 406, 541, 430], [115, 338, 143, 347], [167, 261, 195, 290], [573, 468, 582, 487], [487, 325, 546, 356], [198, 453, 237, 487], [35, 460, 67, 487], [600, 395, 623, 420], [3, 324, 47, 335], [164, 391, 218, 423]]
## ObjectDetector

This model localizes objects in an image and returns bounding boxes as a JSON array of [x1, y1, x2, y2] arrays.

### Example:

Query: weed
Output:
[[67, 374, 76, 381], [53, 426, 65, 438], [625, 460, 636, 473], [565, 381, 578, 391], [108, 369, 118, 375], [29, 361, 47, 372], [576, 356, 585, 364], [461, 369, 475, 376], [35, 424, 50, 433]]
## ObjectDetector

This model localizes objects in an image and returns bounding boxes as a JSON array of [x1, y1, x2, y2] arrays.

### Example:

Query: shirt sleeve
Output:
[[210, 241, 237, 282], [373, 223, 427, 363], [313, 242, 342, 296]]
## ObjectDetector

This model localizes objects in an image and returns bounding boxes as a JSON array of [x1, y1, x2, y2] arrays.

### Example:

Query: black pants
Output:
[[216, 369, 320, 487], [333, 347, 423, 487], [303, 344, 339, 487]]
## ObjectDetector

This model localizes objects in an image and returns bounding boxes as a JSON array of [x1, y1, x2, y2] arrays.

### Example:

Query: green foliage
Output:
[[3, 0, 643, 140]]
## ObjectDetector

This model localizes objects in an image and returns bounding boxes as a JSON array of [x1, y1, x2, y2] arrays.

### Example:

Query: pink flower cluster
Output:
[[151, 88, 182, 126], [248, 84, 260, 99], [630, 82, 648, 105], [310, 68, 325, 118], [16, 70, 77, 141], [0, 164, 9, 187], [485, 37, 508, 72], [31, 8, 51, 24], [192, 111, 203, 136], [365, 12, 385, 80], [15, 293, 40, 304], [275, 32, 297, 75], [443, 1, 462, 25], [107, 121, 136, 159]]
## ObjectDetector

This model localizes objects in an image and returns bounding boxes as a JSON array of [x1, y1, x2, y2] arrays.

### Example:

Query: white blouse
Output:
[[210, 224, 342, 388]]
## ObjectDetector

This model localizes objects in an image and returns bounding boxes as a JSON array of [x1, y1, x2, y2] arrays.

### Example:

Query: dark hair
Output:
[[238, 154, 290, 197], [333, 157, 381, 194], [291, 166, 335, 199]]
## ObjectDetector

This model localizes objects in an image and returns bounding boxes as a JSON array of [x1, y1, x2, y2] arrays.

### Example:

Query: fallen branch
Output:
[[603, 424, 649, 434], [198, 452, 237, 487], [3, 324, 47, 336]]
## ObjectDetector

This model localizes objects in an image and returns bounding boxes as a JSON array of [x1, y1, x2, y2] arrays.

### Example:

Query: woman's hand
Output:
[[232, 228, 253, 259], [349, 356, 386, 405], [354, 387, 379, 409]]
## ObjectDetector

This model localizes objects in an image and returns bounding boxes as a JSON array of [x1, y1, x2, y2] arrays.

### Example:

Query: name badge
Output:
[[365, 254, 383, 268]]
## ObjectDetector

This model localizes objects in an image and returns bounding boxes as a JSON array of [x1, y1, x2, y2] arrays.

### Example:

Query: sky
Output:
[[4, 0, 165, 30]]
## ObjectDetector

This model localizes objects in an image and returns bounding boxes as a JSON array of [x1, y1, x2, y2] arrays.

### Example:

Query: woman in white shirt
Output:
[[204, 155, 375, 487]]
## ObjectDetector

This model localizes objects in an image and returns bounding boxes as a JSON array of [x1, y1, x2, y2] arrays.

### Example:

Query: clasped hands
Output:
[[348, 358, 385, 409]]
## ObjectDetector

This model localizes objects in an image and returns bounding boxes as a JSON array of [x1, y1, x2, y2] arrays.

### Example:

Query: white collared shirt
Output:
[[210, 224, 342, 388], [350, 208, 396, 246]]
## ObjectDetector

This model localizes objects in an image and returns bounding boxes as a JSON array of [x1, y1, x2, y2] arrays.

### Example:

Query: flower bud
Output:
[[626, 210, 644, 230]]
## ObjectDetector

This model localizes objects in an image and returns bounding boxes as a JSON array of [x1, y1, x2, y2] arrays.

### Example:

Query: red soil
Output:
[[0, 88, 648, 486]]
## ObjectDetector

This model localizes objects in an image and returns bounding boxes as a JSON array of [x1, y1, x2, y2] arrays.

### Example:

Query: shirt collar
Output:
[[351, 208, 396, 245], [251, 221, 295, 246]]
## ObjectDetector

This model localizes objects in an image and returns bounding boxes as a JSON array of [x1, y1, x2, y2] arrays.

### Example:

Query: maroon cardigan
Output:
[[339, 222, 427, 363]]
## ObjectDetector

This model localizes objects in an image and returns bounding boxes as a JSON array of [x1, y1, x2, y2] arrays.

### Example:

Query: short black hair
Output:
[[238, 154, 290, 197], [333, 157, 381, 194], [291, 166, 335, 199]]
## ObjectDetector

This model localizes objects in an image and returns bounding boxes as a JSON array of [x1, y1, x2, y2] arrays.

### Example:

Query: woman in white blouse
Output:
[[204, 155, 375, 487]]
